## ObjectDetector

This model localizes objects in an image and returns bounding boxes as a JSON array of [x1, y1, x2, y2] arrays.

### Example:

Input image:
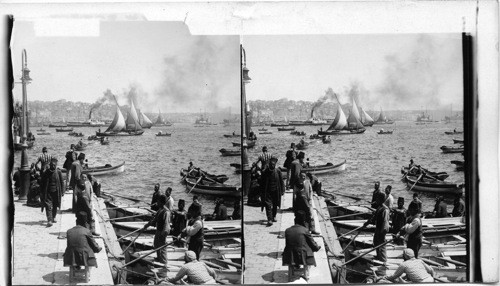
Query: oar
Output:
[[117, 228, 144, 241], [121, 227, 146, 254], [188, 177, 203, 194], [330, 212, 367, 220], [215, 259, 242, 269], [103, 191, 142, 203], [106, 214, 148, 221], [330, 192, 363, 201], [434, 277, 448, 283], [401, 166, 415, 178], [341, 227, 364, 253], [433, 256, 466, 267], [328, 203, 372, 209], [106, 205, 151, 210], [420, 257, 445, 267], [407, 173, 423, 192], [122, 240, 176, 268], [338, 225, 366, 239], [181, 168, 194, 181], [340, 239, 394, 266]]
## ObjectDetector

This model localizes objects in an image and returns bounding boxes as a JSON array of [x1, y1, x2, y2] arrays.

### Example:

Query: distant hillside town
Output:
[[248, 98, 463, 123], [15, 99, 240, 127]]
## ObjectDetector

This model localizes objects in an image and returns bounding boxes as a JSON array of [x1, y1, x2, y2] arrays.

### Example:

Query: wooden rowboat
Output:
[[377, 130, 393, 134], [404, 175, 464, 194], [61, 161, 125, 176], [325, 199, 373, 221], [155, 132, 171, 137], [180, 168, 229, 183], [120, 235, 241, 254], [279, 160, 346, 176], [339, 233, 466, 250], [185, 177, 240, 197], [445, 130, 464, 135], [451, 160, 464, 171], [219, 148, 241, 157], [56, 127, 73, 132], [112, 219, 241, 238], [453, 138, 464, 144], [259, 131, 273, 135], [223, 134, 240, 138], [277, 126, 295, 131], [401, 166, 449, 181], [105, 201, 154, 222], [333, 217, 465, 238], [37, 132, 51, 135], [441, 145, 464, 153]]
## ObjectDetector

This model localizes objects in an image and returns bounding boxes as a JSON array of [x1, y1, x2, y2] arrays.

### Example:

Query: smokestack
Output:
[[89, 110, 92, 120]]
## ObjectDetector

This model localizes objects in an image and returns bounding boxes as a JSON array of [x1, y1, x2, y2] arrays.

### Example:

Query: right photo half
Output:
[[241, 34, 469, 284]]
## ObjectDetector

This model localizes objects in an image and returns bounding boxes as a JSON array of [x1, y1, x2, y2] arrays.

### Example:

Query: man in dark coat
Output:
[[70, 153, 85, 212], [260, 157, 285, 226], [144, 194, 171, 264], [306, 173, 322, 196], [452, 194, 465, 217], [284, 143, 298, 189], [180, 202, 204, 260], [364, 192, 390, 262], [151, 183, 162, 211], [212, 198, 228, 221], [391, 197, 407, 245], [75, 174, 96, 235], [282, 210, 321, 282], [432, 196, 448, 218], [290, 151, 305, 209], [41, 158, 64, 227], [370, 181, 383, 209], [64, 211, 102, 268], [172, 199, 187, 247], [407, 193, 423, 215], [63, 144, 77, 190]]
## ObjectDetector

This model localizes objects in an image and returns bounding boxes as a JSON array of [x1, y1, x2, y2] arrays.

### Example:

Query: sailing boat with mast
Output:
[[154, 109, 172, 126], [318, 91, 365, 135], [138, 110, 153, 129], [96, 95, 144, 136], [373, 108, 395, 125], [359, 107, 374, 127]]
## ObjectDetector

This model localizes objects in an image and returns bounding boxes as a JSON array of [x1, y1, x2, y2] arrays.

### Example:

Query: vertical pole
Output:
[[241, 45, 251, 197], [18, 49, 31, 201]]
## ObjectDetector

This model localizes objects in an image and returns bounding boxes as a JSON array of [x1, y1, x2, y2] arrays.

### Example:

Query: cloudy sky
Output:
[[10, 21, 240, 113], [243, 34, 464, 111]]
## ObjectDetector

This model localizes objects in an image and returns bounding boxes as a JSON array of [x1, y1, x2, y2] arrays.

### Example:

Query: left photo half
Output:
[[9, 19, 242, 285]]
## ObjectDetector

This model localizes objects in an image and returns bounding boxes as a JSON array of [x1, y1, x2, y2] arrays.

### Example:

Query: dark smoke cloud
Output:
[[90, 89, 116, 112], [154, 36, 239, 113], [374, 34, 462, 110], [310, 88, 336, 117]]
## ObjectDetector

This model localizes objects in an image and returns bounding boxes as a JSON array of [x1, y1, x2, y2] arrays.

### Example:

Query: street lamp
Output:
[[18, 49, 32, 201], [241, 45, 252, 197]]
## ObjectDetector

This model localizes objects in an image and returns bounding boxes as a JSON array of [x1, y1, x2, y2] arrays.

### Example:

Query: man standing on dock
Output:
[[151, 183, 162, 211], [452, 194, 465, 217], [261, 157, 285, 226], [143, 194, 171, 265], [284, 143, 298, 189], [40, 158, 64, 227], [290, 151, 305, 209], [370, 181, 383, 209], [35, 146, 53, 172], [70, 153, 86, 213], [384, 185, 394, 210], [255, 146, 272, 171], [180, 202, 204, 260], [363, 192, 390, 262]]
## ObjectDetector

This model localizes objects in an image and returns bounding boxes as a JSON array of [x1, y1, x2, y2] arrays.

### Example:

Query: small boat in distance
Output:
[[155, 131, 171, 137], [377, 129, 393, 134], [445, 129, 464, 135], [453, 138, 464, 144], [277, 126, 295, 131], [56, 127, 73, 132], [441, 145, 464, 153], [219, 148, 241, 156]]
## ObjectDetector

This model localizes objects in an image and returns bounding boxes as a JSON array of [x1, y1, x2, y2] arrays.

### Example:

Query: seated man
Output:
[[63, 211, 102, 269], [168, 250, 216, 284], [383, 248, 434, 283], [212, 198, 228, 221]]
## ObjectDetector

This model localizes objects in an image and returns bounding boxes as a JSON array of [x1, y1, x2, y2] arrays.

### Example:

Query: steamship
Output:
[[67, 111, 107, 127]]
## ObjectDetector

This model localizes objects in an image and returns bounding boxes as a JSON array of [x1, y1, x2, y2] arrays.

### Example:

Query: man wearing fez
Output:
[[363, 191, 390, 262], [151, 183, 162, 211], [179, 202, 204, 260], [64, 211, 102, 269], [290, 151, 305, 209], [370, 181, 383, 209], [70, 153, 86, 213], [260, 156, 285, 226], [143, 194, 171, 264], [41, 157, 64, 227]]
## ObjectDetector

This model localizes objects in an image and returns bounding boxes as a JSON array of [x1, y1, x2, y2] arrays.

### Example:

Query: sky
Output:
[[242, 34, 464, 111], [10, 21, 240, 113]]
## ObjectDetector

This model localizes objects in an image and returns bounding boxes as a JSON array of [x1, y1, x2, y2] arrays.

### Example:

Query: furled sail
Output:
[[125, 101, 142, 131], [139, 111, 153, 128], [105, 105, 126, 132], [360, 107, 374, 126], [345, 99, 364, 130]]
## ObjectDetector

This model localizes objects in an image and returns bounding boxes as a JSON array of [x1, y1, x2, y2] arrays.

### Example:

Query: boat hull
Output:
[[405, 175, 463, 194], [279, 160, 346, 176], [441, 146, 464, 153], [219, 149, 241, 157], [96, 130, 144, 136], [61, 161, 125, 176], [180, 168, 229, 183], [185, 177, 240, 197], [277, 127, 295, 131]]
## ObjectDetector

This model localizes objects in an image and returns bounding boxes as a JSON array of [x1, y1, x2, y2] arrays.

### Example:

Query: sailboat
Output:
[[373, 108, 395, 125], [138, 110, 153, 129], [318, 92, 365, 135], [154, 110, 172, 126], [359, 107, 374, 127], [96, 97, 144, 136]]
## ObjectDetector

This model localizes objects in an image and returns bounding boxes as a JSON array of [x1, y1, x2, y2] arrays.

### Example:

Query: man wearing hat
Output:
[[143, 194, 171, 264], [75, 173, 97, 235], [35, 147, 54, 172], [179, 202, 204, 260], [261, 156, 285, 226], [432, 196, 448, 218], [383, 185, 394, 210], [63, 144, 78, 190], [40, 157, 64, 227], [64, 211, 102, 270], [70, 153, 86, 213], [407, 193, 423, 215], [290, 151, 305, 209], [370, 181, 383, 209], [284, 143, 298, 189], [383, 248, 434, 283], [255, 146, 272, 171], [150, 183, 162, 211], [168, 251, 216, 284], [397, 203, 423, 258], [391, 197, 407, 245], [363, 192, 390, 262]]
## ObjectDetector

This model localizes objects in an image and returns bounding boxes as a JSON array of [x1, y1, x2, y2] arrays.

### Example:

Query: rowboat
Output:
[[400, 166, 449, 181], [120, 235, 241, 254], [440, 145, 464, 153], [333, 217, 465, 238], [279, 160, 346, 176], [37, 132, 51, 135], [453, 138, 464, 144], [445, 130, 464, 135], [96, 130, 144, 137], [270, 122, 289, 127], [232, 140, 255, 148], [277, 126, 295, 131], [105, 201, 154, 222], [180, 168, 229, 183], [155, 132, 171, 137], [296, 141, 309, 150], [185, 177, 240, 197], [404, 175, 464, 194], [290, 131, 306, 136], [100, 140, 110, 145], [258, 128, 268, 131], [87, 135, 103, 141], [451, 160, 464, 171], [309, 134, 322, 139], [377, 130, 393, 134], [259, 131, 273, 135], [56, 127, 73, 132], [61, 161, 125, 176], [223, 134, 240, 138], [219, 148, 241, 157], [112, 219, 242, 238], [339, 233, 466, 249], [325, 199, 373, 220], [322, 137, 332, 144]]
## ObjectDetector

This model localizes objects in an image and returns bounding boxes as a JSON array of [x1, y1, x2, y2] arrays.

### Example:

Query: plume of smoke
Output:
[[375, 34, 462, 110], [310, 88, 336, 118], [90, 89, 116, 112]]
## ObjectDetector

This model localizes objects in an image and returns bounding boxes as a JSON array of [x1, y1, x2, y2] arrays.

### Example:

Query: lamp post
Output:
[[18, 49, 32, 201], [241, 45, 252, 197]]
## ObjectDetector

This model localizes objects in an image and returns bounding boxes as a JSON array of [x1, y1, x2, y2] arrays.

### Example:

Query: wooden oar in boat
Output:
[[330, 212, 367, 220], [328, 192, 363, 201], [122, 240, 176, 268], [188, 176, 204, 194], [106, 214, 148, 221], [103, 191, 142, 203], [341, 239, 394, 266], [407, 173, 424, 192], [181, 168, 194, 181], [117, 228, 144, 241], [328, 203, 373, 210], [121, 227, 146, 254], [338, 225, 365, 239], [433, 256, 466, 267], [401, 166, 415, 178], [341, 227, 363, 253]]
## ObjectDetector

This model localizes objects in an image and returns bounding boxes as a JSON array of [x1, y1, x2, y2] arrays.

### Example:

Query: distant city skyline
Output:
[[10, 21, 240, 114], [243, 34, 464, 111]]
